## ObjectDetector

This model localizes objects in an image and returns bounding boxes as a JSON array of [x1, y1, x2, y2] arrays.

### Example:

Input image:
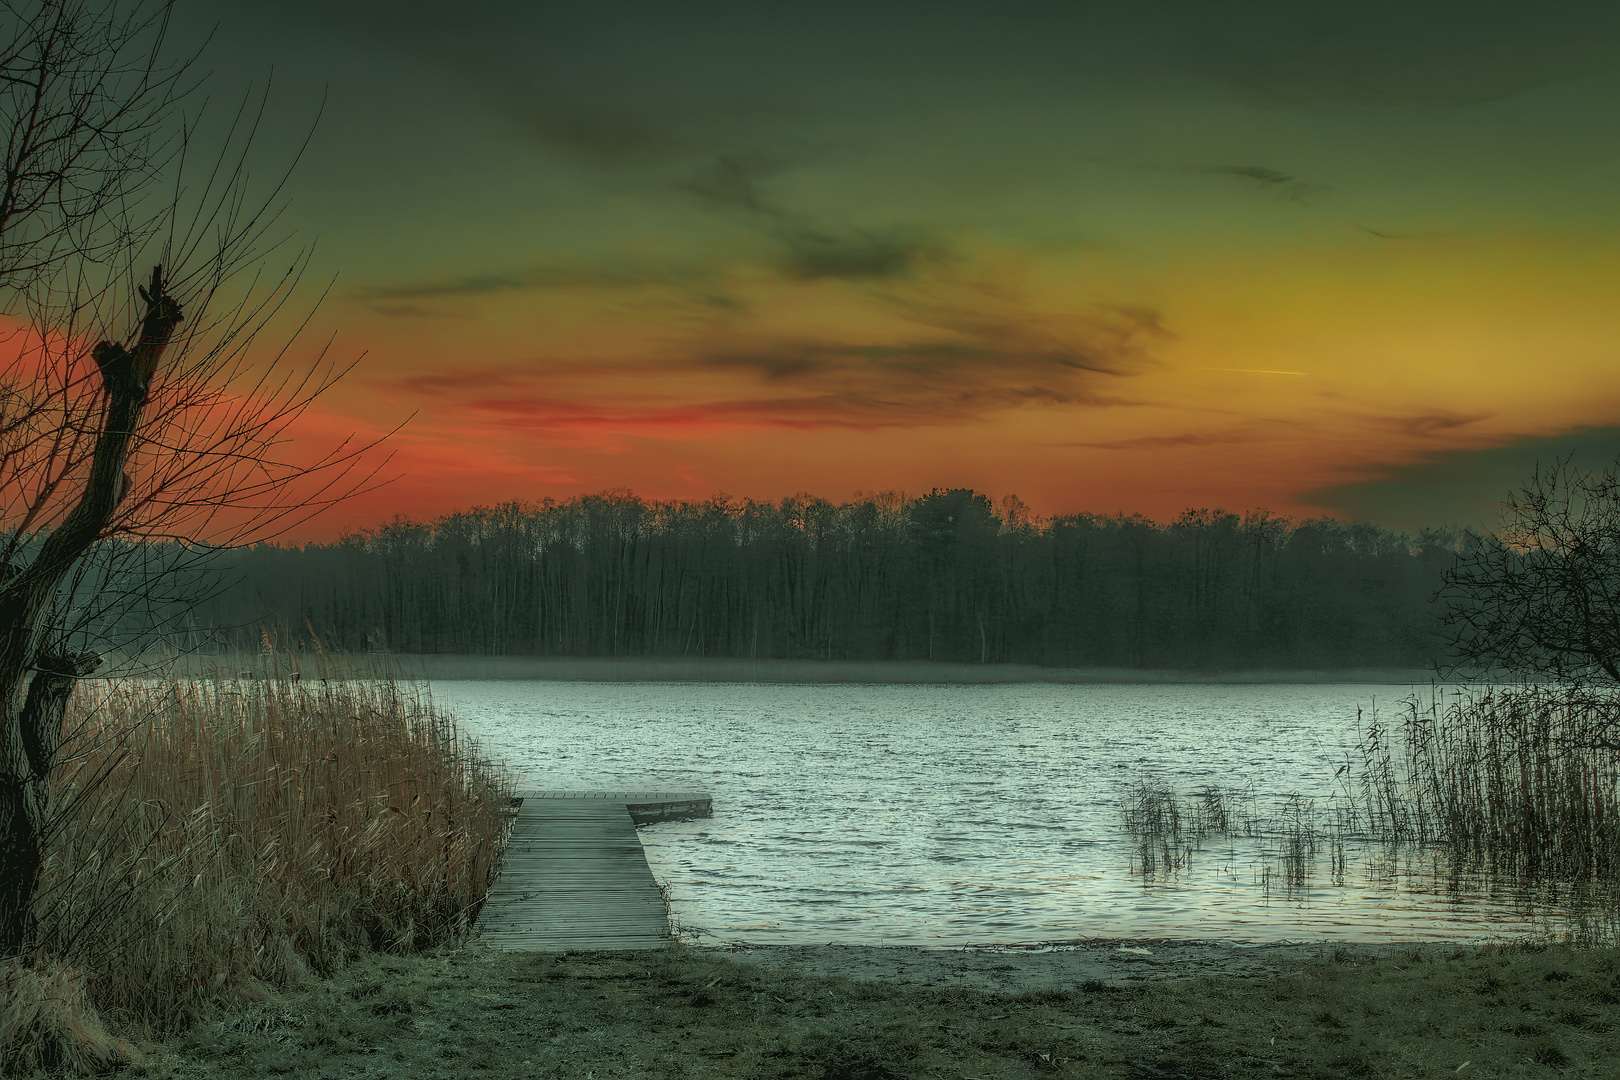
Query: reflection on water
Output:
[[429, 680, 1612, 946]]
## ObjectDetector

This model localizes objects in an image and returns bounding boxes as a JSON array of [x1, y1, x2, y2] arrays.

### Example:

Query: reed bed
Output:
[[1121, 686, 1620, 930], [2, 661, 513, 1073], [1355, 685, 1620, 882]]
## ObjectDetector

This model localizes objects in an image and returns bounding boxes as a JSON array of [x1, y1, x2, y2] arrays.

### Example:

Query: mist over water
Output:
[[430, 680, 1593, 946]]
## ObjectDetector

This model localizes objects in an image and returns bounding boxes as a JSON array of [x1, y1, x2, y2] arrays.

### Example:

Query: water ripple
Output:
[[431, 680, 1582, 945]]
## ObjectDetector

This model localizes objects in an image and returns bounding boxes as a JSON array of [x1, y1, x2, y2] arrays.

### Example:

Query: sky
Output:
[[174, 0, 1620, 538]]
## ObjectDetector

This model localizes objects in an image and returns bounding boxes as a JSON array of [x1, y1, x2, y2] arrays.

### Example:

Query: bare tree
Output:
[[0, 0, 380, 954], [1440, 456, 1620, 685], [1, 0, 193, 305]]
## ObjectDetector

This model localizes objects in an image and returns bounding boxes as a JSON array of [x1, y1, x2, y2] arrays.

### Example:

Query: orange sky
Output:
[[165, 2, 1620, 538]]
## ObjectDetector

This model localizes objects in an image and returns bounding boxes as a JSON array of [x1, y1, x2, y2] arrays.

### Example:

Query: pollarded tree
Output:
[[0, 0, 381, 955]]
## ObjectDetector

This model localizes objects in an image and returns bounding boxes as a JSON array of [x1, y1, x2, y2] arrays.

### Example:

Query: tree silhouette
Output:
[[0, 0, 379, 955], [189, 491, 1457, 673], [1441, 457, 1620, 685]]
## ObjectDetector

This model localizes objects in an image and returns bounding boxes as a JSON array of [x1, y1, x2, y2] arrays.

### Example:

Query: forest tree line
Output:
[[180, 489, 1464, 670]]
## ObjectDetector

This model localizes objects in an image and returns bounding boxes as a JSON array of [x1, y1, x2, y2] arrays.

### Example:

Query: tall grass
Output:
[[1355, 685, 1620, 882], [2, 660, 512, 1072]]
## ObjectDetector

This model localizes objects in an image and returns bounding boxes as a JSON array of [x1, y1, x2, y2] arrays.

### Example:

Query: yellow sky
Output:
[[166, 1, 1620, 536]]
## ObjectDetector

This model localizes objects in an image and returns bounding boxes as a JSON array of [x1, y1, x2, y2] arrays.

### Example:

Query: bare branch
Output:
[[0, 1, 391, 956]]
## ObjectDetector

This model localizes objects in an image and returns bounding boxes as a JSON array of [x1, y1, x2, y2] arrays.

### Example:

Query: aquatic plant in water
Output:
[[1120, 686, 1620, 940]]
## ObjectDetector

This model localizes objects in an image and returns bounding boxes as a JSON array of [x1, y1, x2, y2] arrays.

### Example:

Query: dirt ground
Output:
[[691, 940, 1308, 993], [123, 938, 1618, 1080]]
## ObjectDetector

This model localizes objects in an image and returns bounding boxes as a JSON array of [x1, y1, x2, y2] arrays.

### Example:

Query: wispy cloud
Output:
[[353, 262, 743, 318], [506, 96, 704, 168], [682, 152, 949, 282], [388, 286, 1165, 432], [463, 381, 1142, 434], [1065, 431, 1258, 451], [1384, 412, 1491, 439], [1083, 156, 1327, 204], [1059, 418, 1302, 452], [1193, 366, 1307, 376], [1190, 164, 1325, 204], [1357, 226, 1453, 241]]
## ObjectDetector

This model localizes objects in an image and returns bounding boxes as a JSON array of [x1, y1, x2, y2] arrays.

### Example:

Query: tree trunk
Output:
[[0, 266, 182, 957], [0, 650, 101, 951]]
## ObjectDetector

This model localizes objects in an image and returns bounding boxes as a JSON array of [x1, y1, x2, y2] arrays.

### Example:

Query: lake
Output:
[[428, 679, 1605, 947]]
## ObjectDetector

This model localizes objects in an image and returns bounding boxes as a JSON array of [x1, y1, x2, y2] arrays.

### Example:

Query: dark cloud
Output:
[[1358, 226, 1453, 241], [1386, 412, 1490, 439], [681, 152, 782, 214], [358, 155, 947, 315], [1065, 430, 1265, 451], [683, 153, 947, 281], [361, 266, 695, 301], [234, 1, 762, 168], [1308, 427, 1620, 531], [509, 99, 701, 169], [777, 231, 932, 281], [1195, 165, 1325, 204], [389, 291, 1163, 430], [878, 298, 1166, 378], [464, 377, 1140, 433], [355, 263, 742, 316], [699, 327, 1146, 399], [460, 391, 998, 432], [1085, 157, 1327, 205]]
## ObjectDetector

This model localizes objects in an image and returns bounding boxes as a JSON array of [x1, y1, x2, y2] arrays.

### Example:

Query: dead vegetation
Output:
[[1, 660, 511, 1073]]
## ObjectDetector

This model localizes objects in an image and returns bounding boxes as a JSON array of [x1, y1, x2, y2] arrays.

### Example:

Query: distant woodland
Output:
[[175, 490, 1462, 670]]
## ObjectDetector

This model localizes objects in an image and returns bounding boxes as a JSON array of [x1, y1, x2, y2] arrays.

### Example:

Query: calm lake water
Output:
[[428, 680, 1603, 947]]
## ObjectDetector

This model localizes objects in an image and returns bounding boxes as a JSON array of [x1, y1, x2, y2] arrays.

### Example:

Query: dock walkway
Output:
[[475, 790, 711, 951]]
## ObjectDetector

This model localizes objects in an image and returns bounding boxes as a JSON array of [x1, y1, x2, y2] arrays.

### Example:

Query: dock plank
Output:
[[475, 790, 711, 953]]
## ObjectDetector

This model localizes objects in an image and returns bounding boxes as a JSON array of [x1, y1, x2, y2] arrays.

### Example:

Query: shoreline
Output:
[[141, 936, 1620, 1078], [397, 654, 1438, 684], [682, 938, 1500, 991]]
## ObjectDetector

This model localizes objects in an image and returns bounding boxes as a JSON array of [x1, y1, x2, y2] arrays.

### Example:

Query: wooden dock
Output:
[[475, 790, 712, 951]]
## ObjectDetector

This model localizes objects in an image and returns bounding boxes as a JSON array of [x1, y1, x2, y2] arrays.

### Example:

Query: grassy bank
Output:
[[130, 940, 1619, 1079], [1, 667, 512, 1073]]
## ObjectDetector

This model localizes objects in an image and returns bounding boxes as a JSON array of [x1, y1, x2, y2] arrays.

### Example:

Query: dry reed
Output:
[[2, 658, 512, 1072], [1355, 686, 1620, 882]]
